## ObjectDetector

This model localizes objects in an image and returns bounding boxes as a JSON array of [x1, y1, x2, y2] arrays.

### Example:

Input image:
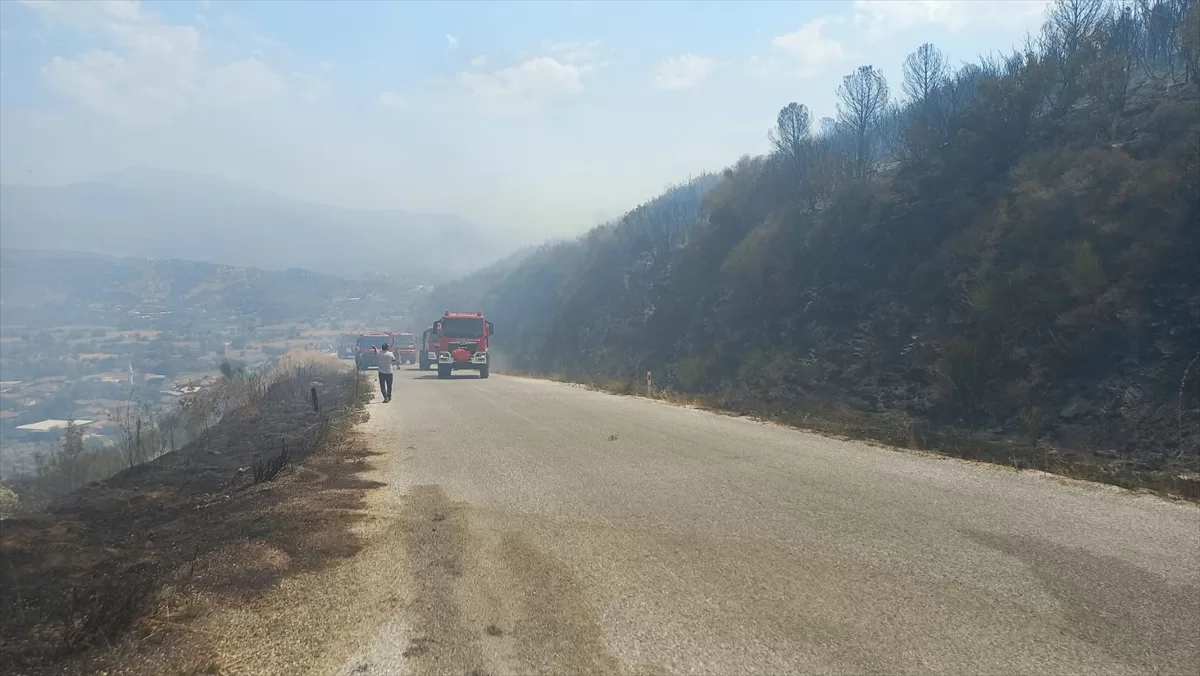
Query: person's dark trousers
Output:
[[378, 372, 393, 399]]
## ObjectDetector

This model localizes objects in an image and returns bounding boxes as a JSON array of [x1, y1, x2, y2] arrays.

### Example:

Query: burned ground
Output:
[[0, 362, 377, 675]]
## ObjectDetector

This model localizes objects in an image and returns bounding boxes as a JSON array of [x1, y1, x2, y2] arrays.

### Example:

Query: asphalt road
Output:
[[339, 369, 1200, 676]]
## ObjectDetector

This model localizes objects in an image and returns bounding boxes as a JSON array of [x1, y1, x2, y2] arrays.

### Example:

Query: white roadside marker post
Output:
[[647, 370, 653, 398]]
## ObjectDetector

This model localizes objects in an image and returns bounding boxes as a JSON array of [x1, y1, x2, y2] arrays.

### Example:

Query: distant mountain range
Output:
[[0, 168, 522, 281]]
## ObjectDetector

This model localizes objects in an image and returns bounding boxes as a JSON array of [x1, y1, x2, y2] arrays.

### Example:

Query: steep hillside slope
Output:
[[422, 175, 722, 361], [429, 1, 1200, 489]]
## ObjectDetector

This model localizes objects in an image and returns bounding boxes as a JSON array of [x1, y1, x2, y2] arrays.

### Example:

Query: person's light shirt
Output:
[[377, 349, 396, 373]]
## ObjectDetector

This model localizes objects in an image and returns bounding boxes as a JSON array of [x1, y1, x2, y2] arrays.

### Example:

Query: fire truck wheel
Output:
[[479, 365, 490, 379], [437, 365, 451, 379]]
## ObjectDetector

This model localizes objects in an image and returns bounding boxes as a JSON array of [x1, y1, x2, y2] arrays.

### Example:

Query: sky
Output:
[[0, 0, 1053, 240]]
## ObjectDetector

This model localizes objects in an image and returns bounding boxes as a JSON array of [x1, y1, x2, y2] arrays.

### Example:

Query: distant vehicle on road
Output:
[[393, 332, 417, 364], [354, 332, 395, 370], [432, 310, 494, 379]]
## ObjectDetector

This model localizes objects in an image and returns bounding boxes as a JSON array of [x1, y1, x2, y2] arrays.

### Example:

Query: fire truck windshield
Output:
[[395, 334, 416, 345], [440, 317, 484, 338], [357, 336, 385, 349]]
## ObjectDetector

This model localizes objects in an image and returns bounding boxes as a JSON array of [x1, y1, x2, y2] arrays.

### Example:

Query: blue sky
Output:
[[0, 0, 1052, 239]]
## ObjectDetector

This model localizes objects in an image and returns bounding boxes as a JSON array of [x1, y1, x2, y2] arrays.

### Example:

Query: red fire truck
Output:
[[353, 331, 395, 370], [432, 311, 494, 379]]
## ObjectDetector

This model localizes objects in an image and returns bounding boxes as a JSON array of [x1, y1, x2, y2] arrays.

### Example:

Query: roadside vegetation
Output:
[[2, 353, 323, 513], [429, 0, 1200, 497]]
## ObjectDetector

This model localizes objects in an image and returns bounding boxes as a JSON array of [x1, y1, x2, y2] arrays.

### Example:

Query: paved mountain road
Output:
[[338, 370, 1200, 675]]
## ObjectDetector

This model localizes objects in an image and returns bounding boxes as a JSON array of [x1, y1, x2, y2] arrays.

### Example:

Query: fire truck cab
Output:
[[433, 311, 494, 379]]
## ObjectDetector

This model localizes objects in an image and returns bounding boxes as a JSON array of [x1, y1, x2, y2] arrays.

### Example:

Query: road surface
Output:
[[339, 369, 1200, 675]]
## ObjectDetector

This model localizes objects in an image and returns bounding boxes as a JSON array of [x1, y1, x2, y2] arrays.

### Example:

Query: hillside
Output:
[[429, 0, 1200, 489], [422, 176, 722, 360], [0, 248, 404, 331], [0, 167, 519, 281]]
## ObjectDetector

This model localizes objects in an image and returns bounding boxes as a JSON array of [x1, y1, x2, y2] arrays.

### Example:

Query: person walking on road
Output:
[[377, 342, 397, 403]]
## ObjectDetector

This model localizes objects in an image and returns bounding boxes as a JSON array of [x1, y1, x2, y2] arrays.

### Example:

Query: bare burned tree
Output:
[[1088, 4, 1144, 137], [1043, 0, 1110, 113], [1136, 0, 1192, 81], [944, 63, 987, 122], [625, 180, 709, 261], [1046, 0, 1108, 61], [837, 65, 890, 181], [768, 102, 814, 206], [902, 44, 949, 159], [877, 102, 907, 162], [1183, 0, 1200, 83], [112, 397, 149, 469], [903, 43, 949, 118], [59, 420, 86, 493], [769, 103, 812, 167]]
